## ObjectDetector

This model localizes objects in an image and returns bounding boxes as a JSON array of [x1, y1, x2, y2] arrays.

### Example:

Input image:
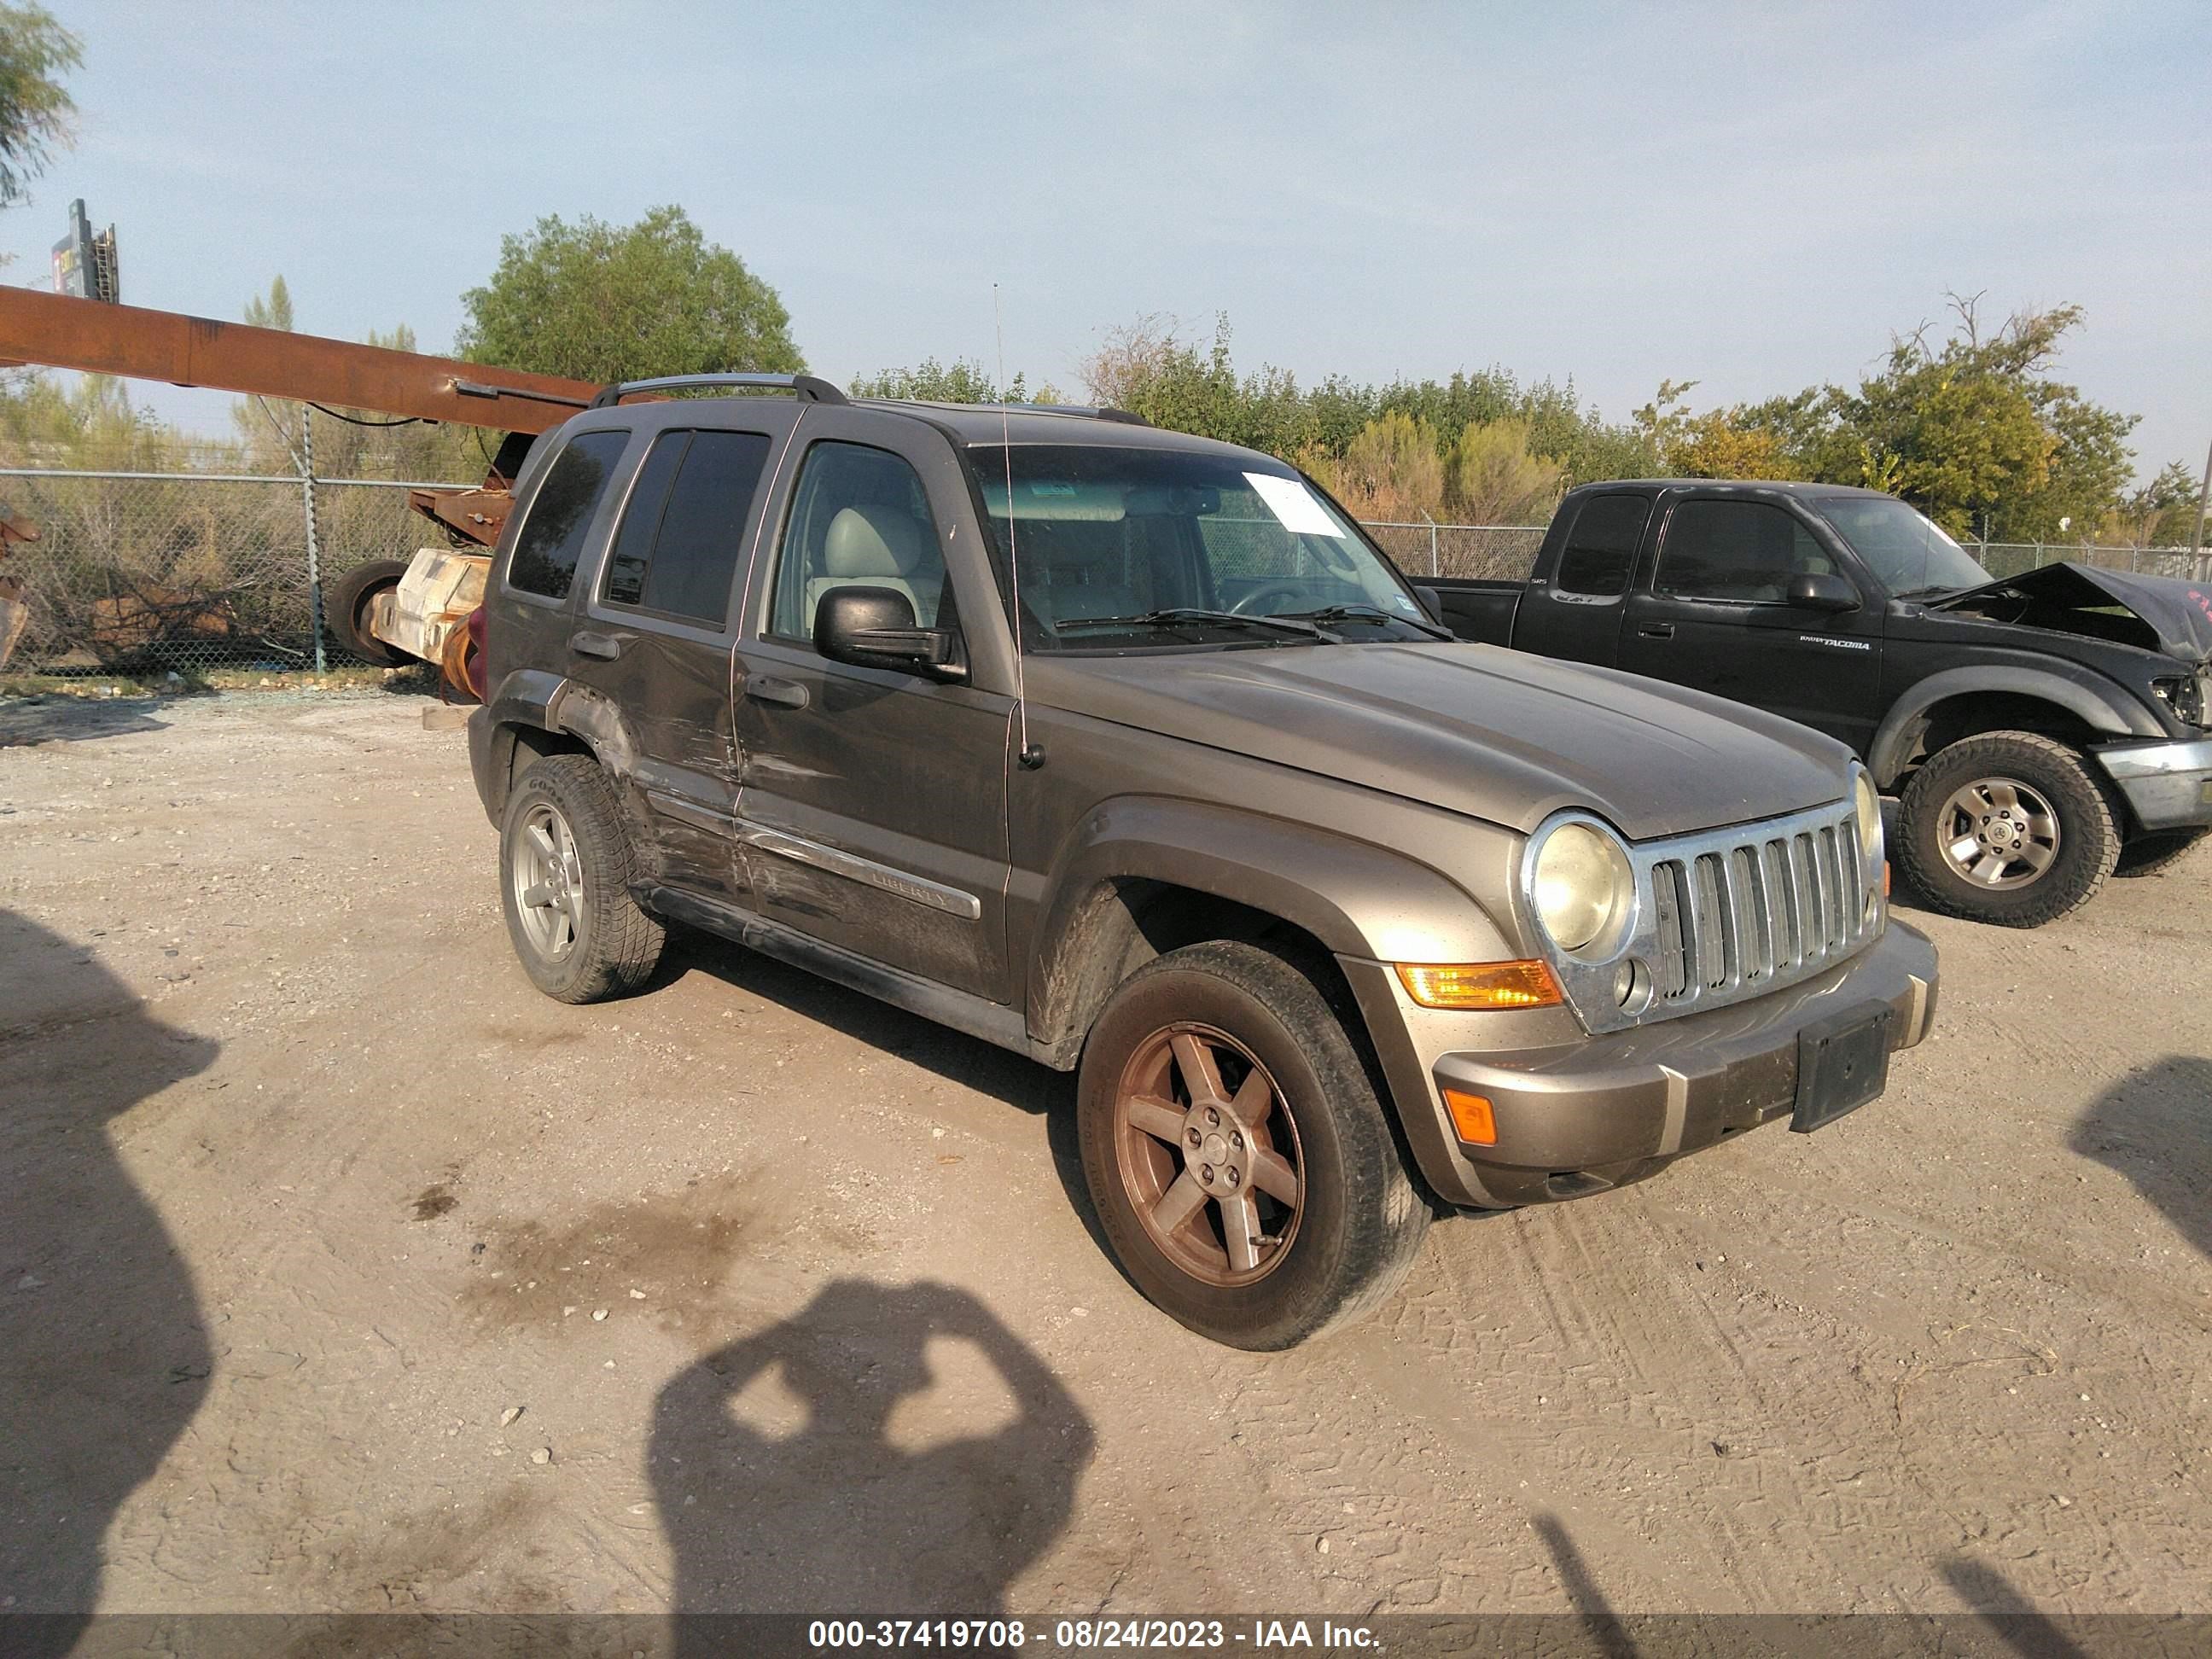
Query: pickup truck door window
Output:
[[568, 421, 788, 907], [1514, 492, 1648, 667], [1621, 497, 1884, 749], [736, 428, 1013, 1000]]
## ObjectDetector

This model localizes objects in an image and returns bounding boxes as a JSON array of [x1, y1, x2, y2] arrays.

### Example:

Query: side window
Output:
[[506, 429, 631, 601], [1553, 494, 1649, 597], [602, 428, 774, 625], [768, 441, 948, 643], [1656, 500, 1835, 602]]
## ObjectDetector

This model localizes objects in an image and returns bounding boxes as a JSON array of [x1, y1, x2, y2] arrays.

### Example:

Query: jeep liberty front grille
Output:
[[1545, 796, 1880, 1035]]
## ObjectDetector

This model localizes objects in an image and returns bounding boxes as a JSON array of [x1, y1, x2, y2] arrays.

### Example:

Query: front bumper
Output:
[[2095, 737, 2212, 831], [1343, 922, 1938, 1209]]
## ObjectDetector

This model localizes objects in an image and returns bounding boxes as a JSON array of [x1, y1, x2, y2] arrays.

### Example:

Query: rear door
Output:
[[567, 408, 798, 905], [732, 408, 1015, 1000], [1510, 492, 1651, 666], [1616, 492, 1885, 748]]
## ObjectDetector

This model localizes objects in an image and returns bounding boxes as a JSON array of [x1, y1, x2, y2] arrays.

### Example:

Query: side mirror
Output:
[[813, 586, 967, 682], [1413, 585, 1443, 622], [1789, 572, 1860, 613]]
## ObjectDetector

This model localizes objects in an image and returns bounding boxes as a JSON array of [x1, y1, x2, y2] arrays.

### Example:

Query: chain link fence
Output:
[[0, 468, 466, 675], [3, 469, 2205, 678]]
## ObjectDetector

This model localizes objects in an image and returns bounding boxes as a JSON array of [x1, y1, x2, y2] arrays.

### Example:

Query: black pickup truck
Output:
[[1427, 480, 2212, 926]]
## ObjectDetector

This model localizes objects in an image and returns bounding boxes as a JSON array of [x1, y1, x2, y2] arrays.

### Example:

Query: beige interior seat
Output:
[[805, 504, 933, 627]]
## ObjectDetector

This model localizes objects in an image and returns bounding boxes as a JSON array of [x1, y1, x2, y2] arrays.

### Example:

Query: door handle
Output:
[[569, 630, 626, 661], [744, 675, 810, 710], [1637, 622, 1675, 639]]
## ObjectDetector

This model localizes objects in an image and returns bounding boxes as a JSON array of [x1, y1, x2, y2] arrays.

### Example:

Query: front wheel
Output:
[[1894, 731, 2119, 927], [1076, 940, 1428, 1349]]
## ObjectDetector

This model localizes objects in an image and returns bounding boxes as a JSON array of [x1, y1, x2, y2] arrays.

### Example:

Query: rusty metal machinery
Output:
[[0, 288, 606, 692]]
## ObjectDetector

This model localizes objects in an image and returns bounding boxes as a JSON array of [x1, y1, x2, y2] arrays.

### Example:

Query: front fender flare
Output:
[[1026, 795, 1517, 1052], [1868, 661, 2160, 789]]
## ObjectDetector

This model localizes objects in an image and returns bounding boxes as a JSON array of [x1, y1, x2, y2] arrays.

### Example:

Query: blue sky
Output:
[[8, 1, 2208, 480]]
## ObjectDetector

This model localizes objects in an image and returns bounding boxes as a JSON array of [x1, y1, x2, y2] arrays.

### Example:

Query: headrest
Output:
[[824, 506, 927, 578]]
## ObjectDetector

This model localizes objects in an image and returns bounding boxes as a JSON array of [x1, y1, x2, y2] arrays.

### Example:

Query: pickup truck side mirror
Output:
[[1790, 572, 1861, 613], [813, 585, 968, 683]]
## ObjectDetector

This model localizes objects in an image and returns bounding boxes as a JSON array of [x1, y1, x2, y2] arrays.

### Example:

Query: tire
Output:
[[1076, 940, 1428, 1349], [328, 558, 412, 668], [1894, 731, 2119, 927], [2115, 825, 2209, 877], [498, 754, 665, 1003]]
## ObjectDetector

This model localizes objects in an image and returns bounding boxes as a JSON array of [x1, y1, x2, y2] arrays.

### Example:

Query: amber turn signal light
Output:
[[1394, 959, 1563, 1010], [1442, 1088, 1498, 1146]]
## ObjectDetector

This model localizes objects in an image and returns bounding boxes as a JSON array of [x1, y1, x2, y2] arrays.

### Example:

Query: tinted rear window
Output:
[[507, 429, 631, 601], [604, 428, 773, 624], [1554, 494, 1650, 597]]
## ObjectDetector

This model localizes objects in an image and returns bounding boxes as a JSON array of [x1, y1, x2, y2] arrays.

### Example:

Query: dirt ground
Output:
[[2, 690, 2208, 1628]]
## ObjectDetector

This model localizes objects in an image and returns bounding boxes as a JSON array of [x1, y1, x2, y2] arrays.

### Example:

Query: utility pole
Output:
[[2191, 434, 2210, 579]]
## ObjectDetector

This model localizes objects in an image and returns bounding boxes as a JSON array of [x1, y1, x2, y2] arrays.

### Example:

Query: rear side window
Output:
[[506, 429, 631, 601], [1554, 494, 1649, 597], [1656, 499, 1834, 602], [603, 428, 774, 624]]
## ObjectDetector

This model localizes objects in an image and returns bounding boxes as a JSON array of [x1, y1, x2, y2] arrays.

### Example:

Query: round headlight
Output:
[[1532, 822, 1635, 955], [1854, 771, 1883, 864]]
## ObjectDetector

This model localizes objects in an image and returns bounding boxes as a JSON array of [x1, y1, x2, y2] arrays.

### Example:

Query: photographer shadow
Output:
[[652, 1279, 1093, 1641], [0, 911, 216, 1656]]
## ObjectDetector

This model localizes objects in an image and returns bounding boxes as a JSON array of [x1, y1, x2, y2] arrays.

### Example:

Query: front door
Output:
[[733, 410, 1014, 1000], [1617, 493, 1885, 751], [567, 413, 795, 905]]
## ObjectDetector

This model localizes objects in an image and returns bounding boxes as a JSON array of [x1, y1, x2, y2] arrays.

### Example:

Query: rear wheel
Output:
[[1076, 940, 1427, 1349], [2116, 825, 2209, 876], [498, 754, 664, 1002], [1895, 731, 2119, 927], [327, 558, 411, 668]]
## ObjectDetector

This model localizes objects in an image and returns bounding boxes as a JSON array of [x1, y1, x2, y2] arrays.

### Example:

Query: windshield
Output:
[[1812, 496, 1991, 597], [965, 444, 1437, 651]]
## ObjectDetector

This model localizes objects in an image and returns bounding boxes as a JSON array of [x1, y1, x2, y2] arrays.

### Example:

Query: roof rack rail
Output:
[[589, 372, 849, 409], [1091, 406, 1149, 426]]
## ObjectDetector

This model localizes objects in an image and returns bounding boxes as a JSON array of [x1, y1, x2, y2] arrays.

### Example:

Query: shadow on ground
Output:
[[0, 911, 217, 1656], [652, 1278, 1092, 1640], [659, 932, 1115, 1261], [0, 696, 170, 748], [2069, 1054, 2212, 1265]]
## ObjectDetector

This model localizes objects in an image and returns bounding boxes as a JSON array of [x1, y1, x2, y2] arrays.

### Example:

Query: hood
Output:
[[1929, 562, 2212, 665], [1029, 643, 1851, 841]]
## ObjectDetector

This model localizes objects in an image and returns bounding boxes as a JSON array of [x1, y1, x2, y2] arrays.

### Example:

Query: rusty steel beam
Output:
[[0, 287, 599, 434]]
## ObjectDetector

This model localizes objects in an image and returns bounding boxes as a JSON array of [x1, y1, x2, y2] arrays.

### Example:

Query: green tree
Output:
[[1303, 410, 1445, 521], [457, 207, 801, 385], [849, 357, 1062, 405], [244, 274, 294, 333], [1445, 418, 1566, 522], [0, 3, 79, 208]]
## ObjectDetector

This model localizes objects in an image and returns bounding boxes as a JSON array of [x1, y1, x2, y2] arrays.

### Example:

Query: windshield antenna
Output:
[[996, 283, 1040, 770]]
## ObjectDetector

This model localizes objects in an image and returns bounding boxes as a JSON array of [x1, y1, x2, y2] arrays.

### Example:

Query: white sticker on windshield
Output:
[[1244, 472, 1346, 538]]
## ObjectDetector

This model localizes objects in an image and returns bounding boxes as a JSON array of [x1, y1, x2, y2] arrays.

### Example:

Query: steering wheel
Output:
[[1230, 581, 1313, 616]]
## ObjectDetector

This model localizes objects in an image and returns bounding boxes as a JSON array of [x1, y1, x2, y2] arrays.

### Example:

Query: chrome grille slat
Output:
[[1543, 791, 1883, 1036]]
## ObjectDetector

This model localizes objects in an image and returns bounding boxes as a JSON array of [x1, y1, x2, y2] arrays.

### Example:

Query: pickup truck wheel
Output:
[[498, 755, 665, 1003], [1894, 731, 2119, 927], [327, 558, 412, 668], [2115, 826, 2208, 876], [1077, 940, 1427, 1349]]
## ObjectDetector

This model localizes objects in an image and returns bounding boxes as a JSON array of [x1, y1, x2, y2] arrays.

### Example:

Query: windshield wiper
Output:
[[1277, 602, 1453, 641], [1053, 607, 1336, 643], [1890, 584, 1966, 601]]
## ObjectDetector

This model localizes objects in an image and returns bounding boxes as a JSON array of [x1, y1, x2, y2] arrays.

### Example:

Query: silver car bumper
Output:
[[2096, 737, 2212, 831]]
